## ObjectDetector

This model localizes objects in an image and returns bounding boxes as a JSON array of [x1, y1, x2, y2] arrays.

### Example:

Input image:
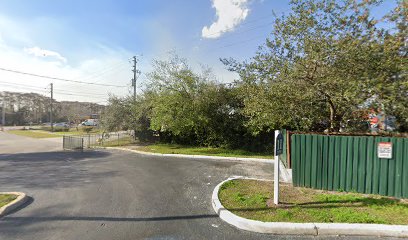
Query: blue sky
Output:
[[0, 0, 397, 103]]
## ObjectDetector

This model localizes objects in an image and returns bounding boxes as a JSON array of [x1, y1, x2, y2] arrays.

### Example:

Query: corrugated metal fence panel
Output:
[[291, 134, 408, 198]]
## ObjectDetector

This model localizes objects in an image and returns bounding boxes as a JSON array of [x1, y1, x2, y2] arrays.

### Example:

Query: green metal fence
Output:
[[291, 134, 408, 198]]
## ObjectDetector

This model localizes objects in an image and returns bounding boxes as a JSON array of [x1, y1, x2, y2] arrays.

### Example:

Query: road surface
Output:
[[0, 132, 399, 240]]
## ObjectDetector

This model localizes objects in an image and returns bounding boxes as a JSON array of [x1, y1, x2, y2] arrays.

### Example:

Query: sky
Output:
[[0, 0, 397, 104]]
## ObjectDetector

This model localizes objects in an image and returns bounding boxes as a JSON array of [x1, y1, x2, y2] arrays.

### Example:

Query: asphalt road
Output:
[[0, 131, 62, 154], [0, 132, 402, 240]]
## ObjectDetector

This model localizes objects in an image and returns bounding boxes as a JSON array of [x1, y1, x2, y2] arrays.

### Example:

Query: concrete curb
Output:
[[0, 192, 28, 217], [107, 147, 274, 164], [212, 177, 408, 238], [108, 147, 298, 183]]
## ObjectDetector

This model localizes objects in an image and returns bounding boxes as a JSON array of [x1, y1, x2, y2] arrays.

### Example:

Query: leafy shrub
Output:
[[82, 126, 94, 133], [41, 126, 69, 132]]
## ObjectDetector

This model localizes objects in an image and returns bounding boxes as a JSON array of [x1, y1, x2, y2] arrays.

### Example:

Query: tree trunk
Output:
[[328, 101, 340, 132]]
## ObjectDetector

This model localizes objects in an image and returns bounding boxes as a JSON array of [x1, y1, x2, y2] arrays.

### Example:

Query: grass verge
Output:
[[127, 143, 273, 159], [8, 130, 60, 138], [8, 128, 103, 138], [0, 194, 17, 208], [51, 128, 103, 136], [218, 179, 408, 225], [97, 136, 135, 147]]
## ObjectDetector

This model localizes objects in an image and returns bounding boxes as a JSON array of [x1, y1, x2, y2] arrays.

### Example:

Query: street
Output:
[[0, 132, 401, 240]]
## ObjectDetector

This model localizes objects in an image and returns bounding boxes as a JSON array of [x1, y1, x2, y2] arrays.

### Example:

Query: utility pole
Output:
[[1, 99, 5, 128], [50, 83, 54, 132], [132, 56, 137, 101]]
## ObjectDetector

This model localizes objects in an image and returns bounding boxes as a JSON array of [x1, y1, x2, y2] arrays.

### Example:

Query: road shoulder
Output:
[[212, 177, 408, 238]]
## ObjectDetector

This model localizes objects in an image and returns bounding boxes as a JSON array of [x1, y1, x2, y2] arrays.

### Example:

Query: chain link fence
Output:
[[63, 131, 135, 150]]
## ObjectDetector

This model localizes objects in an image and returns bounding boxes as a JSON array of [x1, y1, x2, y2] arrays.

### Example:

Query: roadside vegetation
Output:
[[51, 127, 102, 135], [8, 130, 60, 138], [0, 194, 17, 208], [219, 179, 408, 224], [96, 136, 136, 147], [100, 0, 407, 154], [8, 127, 103, 138], [126, 143, 273, 159]]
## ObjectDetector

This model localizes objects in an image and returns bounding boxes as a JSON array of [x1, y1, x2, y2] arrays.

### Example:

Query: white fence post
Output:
[[274, 130, 280, 205]]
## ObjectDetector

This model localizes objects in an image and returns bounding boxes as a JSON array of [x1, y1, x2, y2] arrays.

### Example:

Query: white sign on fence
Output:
[[378, 142, 392, 159]]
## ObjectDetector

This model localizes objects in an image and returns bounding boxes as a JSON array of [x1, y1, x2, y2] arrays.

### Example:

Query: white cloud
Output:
[[24, 46, 67, 63], [0, 13, 136, 103], [202, 0, 249, 39], [0, 40, 132, 103]]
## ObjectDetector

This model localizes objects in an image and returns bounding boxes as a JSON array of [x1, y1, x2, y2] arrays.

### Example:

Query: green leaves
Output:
[[223, 0, 407, 133]]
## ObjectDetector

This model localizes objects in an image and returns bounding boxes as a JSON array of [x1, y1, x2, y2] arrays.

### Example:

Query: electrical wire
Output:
[[0, 80, 49, 90], [0, 80, 111, 97], [52, 91, 108, 100], [0, 67, 127, 87]]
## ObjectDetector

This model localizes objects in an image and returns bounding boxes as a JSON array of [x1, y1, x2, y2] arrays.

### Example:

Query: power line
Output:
[[62, 62, 129, 89], [0, 80, 49, 90], [0, 81, 109, 97], [0, 83, 49, 94], [206, 34, 268, 53], [202, 21, 273, 41], [199, 13, 274, 39], [205, 22, 273, 43], [0, 83, 108, 105], [52, 91, 109, 100], [54, 89, 108, 96], [0, 67, 127, 87], [84, 62, 129, 83]]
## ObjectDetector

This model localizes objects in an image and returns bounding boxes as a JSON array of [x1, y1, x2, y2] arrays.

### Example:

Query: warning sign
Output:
[[378, 142, 392, 159]]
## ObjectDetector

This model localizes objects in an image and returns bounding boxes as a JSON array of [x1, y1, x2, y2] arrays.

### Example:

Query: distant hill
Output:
[[0, 91, 105, 125]]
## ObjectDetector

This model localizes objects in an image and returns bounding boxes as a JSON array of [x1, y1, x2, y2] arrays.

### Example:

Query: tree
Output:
[[100, 94, 153, 141], [100, 96, 132, 132], [370, 0, 407, 131], [223, 0, 407, 133], [145, 55, 271, 149], [146, 55, 218, 144]]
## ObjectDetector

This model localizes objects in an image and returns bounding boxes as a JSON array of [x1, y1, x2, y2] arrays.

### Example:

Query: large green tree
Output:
[[223, 0, 407, 133], [145, 55, 272, 149]]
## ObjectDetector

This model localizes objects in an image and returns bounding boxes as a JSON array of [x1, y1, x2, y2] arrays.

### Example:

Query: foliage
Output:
[[101, 0, 406, 150], [41, 126, 70, 132], [82, 126, 94, 133], [100, 94, 154, 141], [370, 1, 408, 131], [222, 0, 407, 133], [0, 91, 105, 125], [146, 55, 273, 150]]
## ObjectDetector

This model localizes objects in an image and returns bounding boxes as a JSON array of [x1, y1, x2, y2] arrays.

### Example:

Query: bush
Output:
[[41, 126, 69, 132], [82, 126, 94, 133]]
